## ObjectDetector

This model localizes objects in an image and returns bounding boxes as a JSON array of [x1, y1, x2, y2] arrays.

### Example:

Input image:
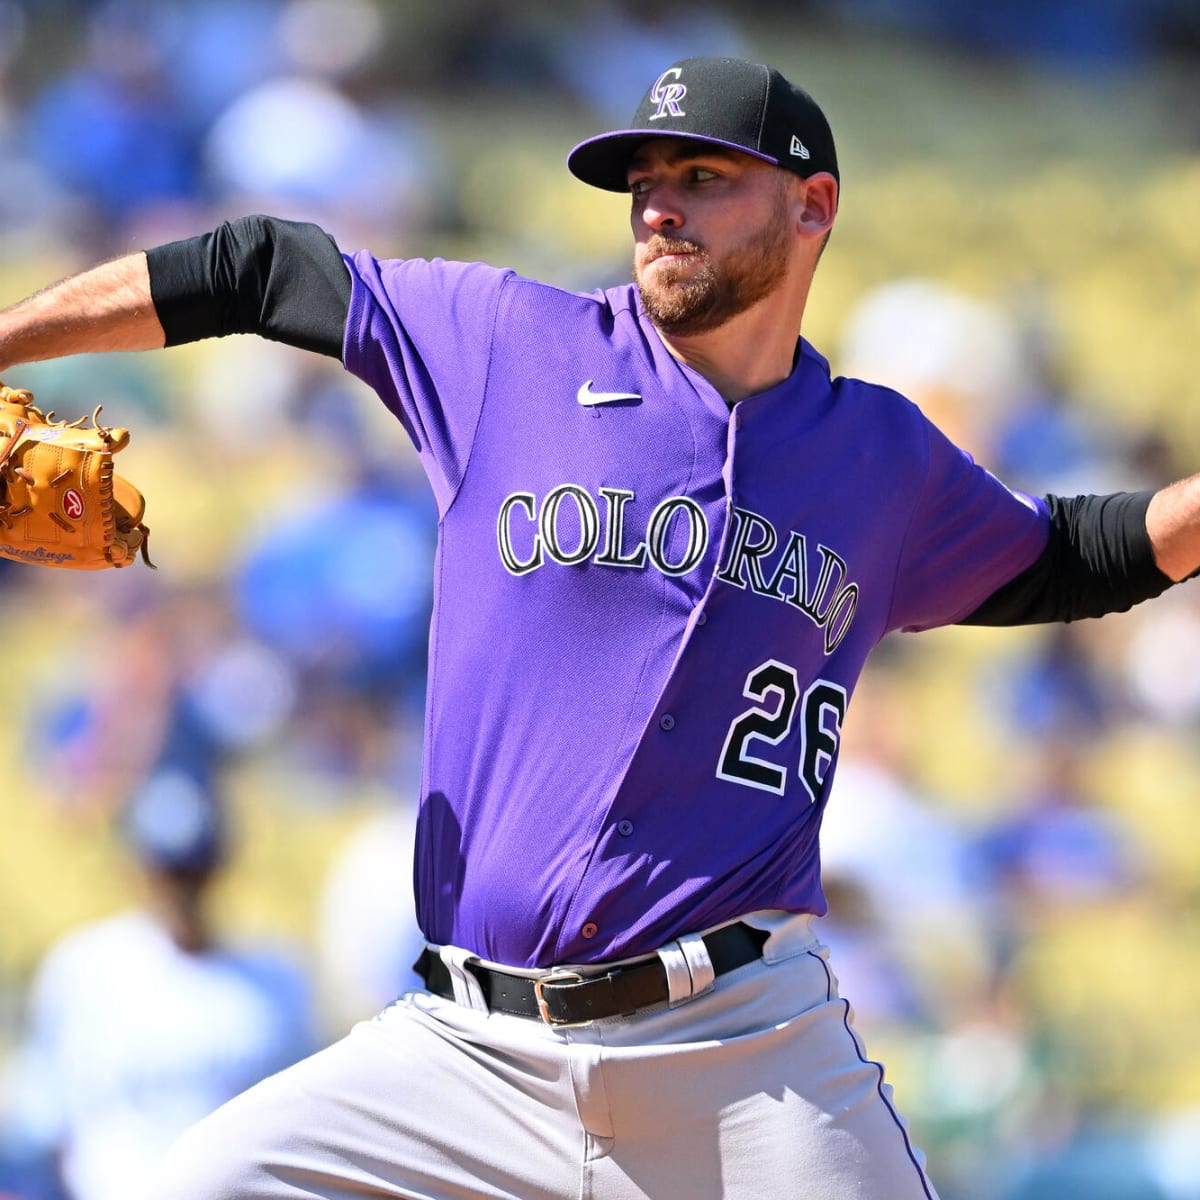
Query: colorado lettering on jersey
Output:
[[496, 487, 859, 654], [496, 485, 708, 578], [717, 507, 859, 654]]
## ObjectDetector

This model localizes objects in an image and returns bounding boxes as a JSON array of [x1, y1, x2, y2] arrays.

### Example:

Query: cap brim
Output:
[[567, 129, 777, 192]]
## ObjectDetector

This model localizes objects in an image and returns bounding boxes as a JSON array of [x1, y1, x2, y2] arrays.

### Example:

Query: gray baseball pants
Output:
[[145, 916, 938, 1200]]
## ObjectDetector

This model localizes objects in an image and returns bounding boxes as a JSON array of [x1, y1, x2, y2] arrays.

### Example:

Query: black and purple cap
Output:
[[568, 56, 839, 193]]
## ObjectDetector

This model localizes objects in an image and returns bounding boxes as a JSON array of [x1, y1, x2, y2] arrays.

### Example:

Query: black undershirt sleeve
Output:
[[960, 490, 1175, 626], [145, 214, 351, 359]]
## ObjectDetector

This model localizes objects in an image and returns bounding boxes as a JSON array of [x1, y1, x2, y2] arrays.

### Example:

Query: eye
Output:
[[629, 177, 652, 198], [689, 166, 720, 184]]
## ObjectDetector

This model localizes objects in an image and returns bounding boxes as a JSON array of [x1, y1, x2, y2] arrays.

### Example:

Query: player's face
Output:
[[628, 140, 795, 337]]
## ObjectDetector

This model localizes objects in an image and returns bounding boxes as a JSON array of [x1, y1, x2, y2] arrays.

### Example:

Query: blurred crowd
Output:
[[1, 2, 1200, 1199]]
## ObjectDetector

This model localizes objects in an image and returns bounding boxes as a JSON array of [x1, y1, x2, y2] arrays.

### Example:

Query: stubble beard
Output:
[[635, 191, 792, 337]]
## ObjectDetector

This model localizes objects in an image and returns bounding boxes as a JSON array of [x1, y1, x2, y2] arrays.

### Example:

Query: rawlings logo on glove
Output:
[[0, 383, 153, 569]]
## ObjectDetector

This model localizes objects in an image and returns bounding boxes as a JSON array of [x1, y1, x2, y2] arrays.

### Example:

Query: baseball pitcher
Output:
[[2, 56, 1196, 1200]]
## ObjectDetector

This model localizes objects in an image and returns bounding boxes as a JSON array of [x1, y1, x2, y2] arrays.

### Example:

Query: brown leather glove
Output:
[[0, 382, 153, 569]]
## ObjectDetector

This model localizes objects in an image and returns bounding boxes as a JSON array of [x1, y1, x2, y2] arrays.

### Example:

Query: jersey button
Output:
[[696, 611, 707, 626], [581, 922, 599, 939], [617, 819, 634, 836], [658, 713, 675, 731]]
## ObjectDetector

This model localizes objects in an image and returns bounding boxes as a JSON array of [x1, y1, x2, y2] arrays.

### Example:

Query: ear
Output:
[[793, 173, 838, 240]]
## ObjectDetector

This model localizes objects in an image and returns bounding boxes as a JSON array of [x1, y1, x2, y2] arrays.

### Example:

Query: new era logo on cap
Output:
[[566, 56, 839, 194]]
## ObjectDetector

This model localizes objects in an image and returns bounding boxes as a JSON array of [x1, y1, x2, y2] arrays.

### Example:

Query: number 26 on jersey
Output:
[[717, 660, 847, 800]]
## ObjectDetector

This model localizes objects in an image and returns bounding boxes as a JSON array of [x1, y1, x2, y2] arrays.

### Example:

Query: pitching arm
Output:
[[1145, 473, 1200, 583], [961, 490, 1177, 625]]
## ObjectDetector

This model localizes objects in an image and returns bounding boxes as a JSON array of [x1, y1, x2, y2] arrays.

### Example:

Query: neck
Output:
[[653, 277, 812, 406], [144, 874, 213, 953]]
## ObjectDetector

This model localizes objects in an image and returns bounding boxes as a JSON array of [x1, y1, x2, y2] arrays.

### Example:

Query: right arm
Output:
[[0, 215, 351, 372], [0, 252, 164, 371]]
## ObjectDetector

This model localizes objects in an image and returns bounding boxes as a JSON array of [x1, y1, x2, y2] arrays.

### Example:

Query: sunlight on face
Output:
[[634, 172, 793, 337]]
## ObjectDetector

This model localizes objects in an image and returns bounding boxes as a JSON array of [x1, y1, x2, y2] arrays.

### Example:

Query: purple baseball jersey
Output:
[[342, 253, 1048, 969]]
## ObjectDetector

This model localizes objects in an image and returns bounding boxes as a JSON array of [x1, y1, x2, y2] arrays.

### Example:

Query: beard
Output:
[[635, 190, 792, 337]]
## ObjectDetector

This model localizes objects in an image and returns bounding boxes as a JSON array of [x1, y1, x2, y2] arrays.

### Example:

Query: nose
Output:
[[639, 183, 684, 233]]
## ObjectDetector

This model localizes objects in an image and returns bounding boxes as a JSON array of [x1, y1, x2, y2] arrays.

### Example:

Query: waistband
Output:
[[415, 920, 771, 1026]]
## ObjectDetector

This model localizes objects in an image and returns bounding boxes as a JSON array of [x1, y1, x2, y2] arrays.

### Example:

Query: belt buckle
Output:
[[533, 969, 587, 1026]]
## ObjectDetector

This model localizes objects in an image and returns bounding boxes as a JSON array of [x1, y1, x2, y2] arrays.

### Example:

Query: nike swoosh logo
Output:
[[577, 381, 642, 407]]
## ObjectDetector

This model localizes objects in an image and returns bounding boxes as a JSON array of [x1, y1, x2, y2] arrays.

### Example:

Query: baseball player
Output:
[[1, 55, 1197, 1200]]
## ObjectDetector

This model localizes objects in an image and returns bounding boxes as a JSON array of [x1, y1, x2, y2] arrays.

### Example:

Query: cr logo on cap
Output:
[[649, 68, 687, 120]]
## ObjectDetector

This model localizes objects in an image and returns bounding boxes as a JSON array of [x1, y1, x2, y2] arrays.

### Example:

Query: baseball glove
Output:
[[0, 382, 153, 570]]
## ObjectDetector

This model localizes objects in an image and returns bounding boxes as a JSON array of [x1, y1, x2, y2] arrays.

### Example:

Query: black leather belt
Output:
[[414, 922, 769, 1026]]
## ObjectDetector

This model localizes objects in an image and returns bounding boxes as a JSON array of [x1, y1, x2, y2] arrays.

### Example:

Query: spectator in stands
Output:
[[0, 770, 317, 1200]]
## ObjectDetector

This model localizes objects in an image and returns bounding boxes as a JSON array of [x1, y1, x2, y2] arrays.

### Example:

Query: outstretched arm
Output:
[[1146, 474, 1200, 582], [0, 253, 164, 371], [961, 491, 1167, 626], [963, 483, 1198, 628], [0, 216, 350, 372]]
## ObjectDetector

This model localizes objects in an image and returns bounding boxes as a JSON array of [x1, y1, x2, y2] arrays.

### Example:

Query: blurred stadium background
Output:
[[2, 1, 1200, 1198]]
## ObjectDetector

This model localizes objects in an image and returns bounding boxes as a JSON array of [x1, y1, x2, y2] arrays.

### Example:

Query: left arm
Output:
[[962, 489, 1179, 626], [1146, 473, 1200, 583]]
